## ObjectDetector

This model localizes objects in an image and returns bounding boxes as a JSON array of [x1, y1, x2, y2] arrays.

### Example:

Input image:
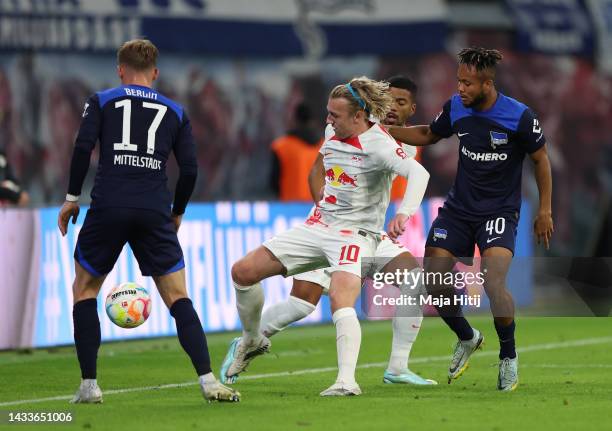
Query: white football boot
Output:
[[448, 328, 484, 383], [220, 336, 271, 384], [320, 381, 362, 397], [383, 369, 438, 385], [70, 379, 103, 404], [200, 377, 241, 402], [497, 355, 519, 391]]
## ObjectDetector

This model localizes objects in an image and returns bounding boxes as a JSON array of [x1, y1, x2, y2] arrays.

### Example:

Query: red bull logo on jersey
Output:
[[325, 166, 358, 187], [325, 195, 337, 204], [338, 172, 357, 186]]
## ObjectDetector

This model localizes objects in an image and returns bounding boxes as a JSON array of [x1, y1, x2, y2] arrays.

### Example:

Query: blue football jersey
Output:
[[74, 85, 196, 214], [429, 93, 545, 220]]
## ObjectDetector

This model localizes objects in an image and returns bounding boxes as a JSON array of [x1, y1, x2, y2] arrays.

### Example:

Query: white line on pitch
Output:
[[522, 364, 612, 368], [1, 336, 611, 407]]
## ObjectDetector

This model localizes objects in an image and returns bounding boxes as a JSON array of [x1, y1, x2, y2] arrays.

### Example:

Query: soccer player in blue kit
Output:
[[388, 47, 554, 391], [57, 39, 239, 403]]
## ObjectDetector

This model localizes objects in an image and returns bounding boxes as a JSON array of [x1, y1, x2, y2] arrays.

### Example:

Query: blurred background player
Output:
[[221, 76, 429, 396], [57, 39, 239, 404], [0, 150, 29, 207], [241, 76, 436, 386], [388, 47, 554, 391], [270, 102, 322, 201], [386, 76, 421, 201]]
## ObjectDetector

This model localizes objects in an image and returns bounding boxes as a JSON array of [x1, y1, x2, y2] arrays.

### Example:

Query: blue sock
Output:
[[495, 320, 516, 359], [73, 298, 101, 379], [436, 302, 474, 341], [441, 315, 474, 341], [170, 298, 212, 376]]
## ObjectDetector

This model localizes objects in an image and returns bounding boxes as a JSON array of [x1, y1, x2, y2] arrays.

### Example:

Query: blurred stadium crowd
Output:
[[0, 23, 610, 257]]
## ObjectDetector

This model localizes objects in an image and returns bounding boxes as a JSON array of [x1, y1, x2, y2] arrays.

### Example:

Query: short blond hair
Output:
[[329, 76, 392, 120], [117, 39, 158, 71]]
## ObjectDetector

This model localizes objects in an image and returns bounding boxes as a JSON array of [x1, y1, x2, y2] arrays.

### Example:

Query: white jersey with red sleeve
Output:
[[315, 123, 416, 233]]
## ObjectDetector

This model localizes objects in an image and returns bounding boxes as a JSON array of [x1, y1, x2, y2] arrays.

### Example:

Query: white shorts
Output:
[[263, 223, 379, 278], [293, 232, 409, 294]]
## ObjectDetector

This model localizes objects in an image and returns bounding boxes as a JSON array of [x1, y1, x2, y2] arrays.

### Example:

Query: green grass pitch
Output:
[[1, 317, 611, 431]]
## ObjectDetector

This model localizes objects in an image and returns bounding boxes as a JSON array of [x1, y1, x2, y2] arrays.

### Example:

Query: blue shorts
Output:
[[75, 207, 184, 277], [425, 207, 518, 258]]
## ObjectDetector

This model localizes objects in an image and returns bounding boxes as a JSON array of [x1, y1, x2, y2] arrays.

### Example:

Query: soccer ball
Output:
[[105, 282, 151, 328]]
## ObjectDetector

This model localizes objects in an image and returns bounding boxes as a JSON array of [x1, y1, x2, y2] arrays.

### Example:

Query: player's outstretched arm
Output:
[[308, 153, 325, 203], [386, 125, 442, 147], [530, 145, 554, 249]]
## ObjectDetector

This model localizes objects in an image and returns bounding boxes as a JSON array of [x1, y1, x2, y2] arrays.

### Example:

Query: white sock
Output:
[[199, 372, 216, 385], [387, 315, 422, 374], [234, 281, 264, 344], [260, 295, 316, 337], [333, 307, 361, 385], [387, 267, 424, 374]]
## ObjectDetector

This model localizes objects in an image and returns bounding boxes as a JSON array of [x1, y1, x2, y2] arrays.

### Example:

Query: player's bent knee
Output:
[[231, 259, 258, 287], [72, 261, 105, 303], [153, 271, 189, 308], [291, 280, 323, 306], [483, 274, 509, 296], [157, 286, 188, 308], [73, 284, 99, 303], [231, 259, 246, 283], [485, 284, 513, 303], [382, 252, 419, 275], [329, 286, 360, 311]]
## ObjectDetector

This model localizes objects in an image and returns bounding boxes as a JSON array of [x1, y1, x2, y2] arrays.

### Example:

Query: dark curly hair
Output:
[[458, 47, 503, 79]]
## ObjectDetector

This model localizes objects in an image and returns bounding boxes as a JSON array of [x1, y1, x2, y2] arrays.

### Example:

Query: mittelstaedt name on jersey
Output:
[[461, 145, 508, 161], [114, 154, 161, 170]]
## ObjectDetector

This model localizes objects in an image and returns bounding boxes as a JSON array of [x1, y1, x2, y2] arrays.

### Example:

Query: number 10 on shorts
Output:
[[339, 244, 360, 265]]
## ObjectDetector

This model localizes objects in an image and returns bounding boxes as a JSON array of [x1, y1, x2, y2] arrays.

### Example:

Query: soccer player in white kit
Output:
[[222, 76, 436, 387], [222, 77, 429, 396]]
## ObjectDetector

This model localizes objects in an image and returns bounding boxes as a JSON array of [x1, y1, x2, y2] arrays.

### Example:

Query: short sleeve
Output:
[[429, 99, 453, 139], [517, 108, 546, 153]]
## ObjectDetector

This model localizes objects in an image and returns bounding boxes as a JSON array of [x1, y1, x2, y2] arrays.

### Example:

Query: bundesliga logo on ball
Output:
[[105, 282, 152, 328]]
